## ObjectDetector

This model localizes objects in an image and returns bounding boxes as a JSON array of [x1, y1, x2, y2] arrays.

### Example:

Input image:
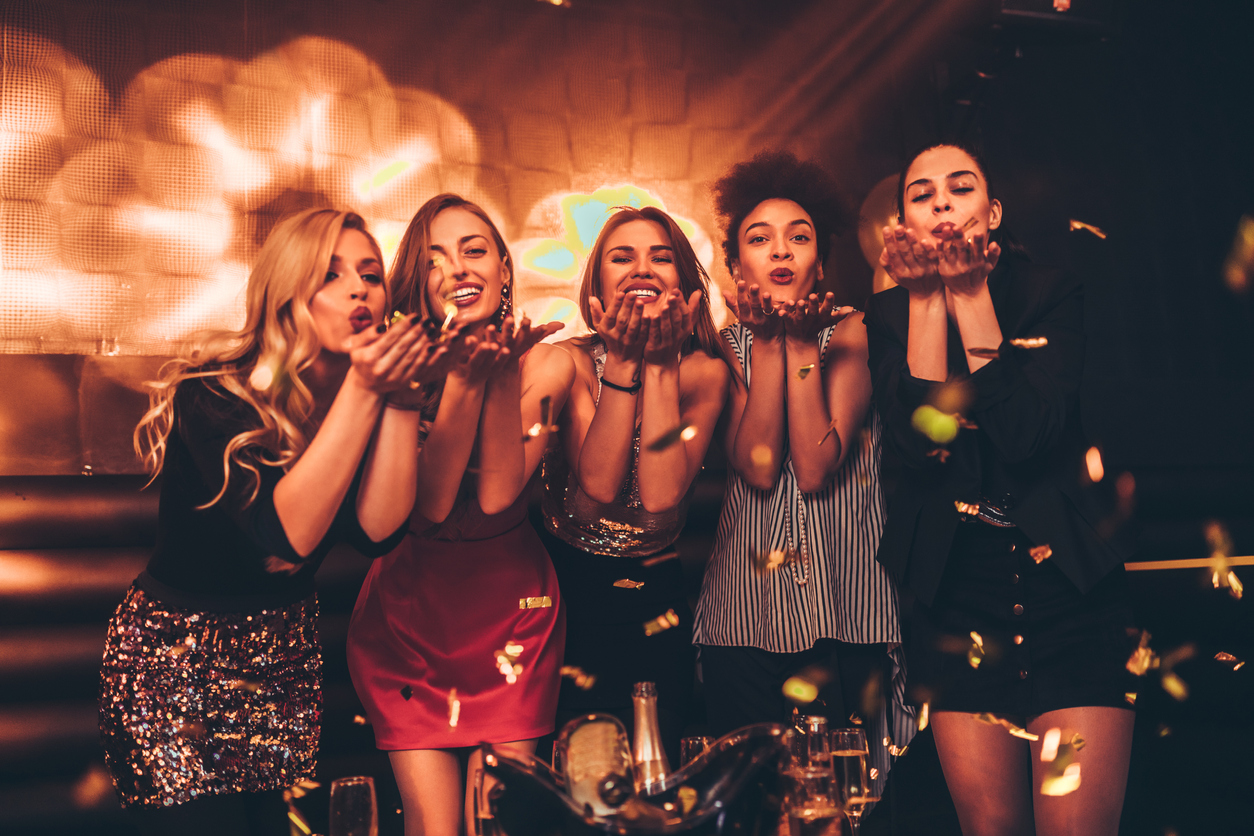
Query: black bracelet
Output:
[[600, 375, 642, 394]]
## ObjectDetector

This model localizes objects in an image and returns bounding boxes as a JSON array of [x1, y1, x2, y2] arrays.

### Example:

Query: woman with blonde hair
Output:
[[346, 194, 570, 836], [99, 208, 450, 835], [539, 205, 732, 763]]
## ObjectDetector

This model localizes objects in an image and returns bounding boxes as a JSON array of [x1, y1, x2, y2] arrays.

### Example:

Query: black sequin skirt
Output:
[[98, 583, 321, 809], [907, 522, 1138, 718]]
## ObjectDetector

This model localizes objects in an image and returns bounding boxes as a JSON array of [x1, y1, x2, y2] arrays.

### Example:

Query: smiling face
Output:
[[598, 219, 681, 314], [308, 227, 385, 353], [423, 206, 509, 327], [901, 145, 1002, 246], [732, 198, 822, 302]]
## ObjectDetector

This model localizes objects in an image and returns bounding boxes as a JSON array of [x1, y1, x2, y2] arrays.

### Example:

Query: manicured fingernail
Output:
[[375, 323, 387, 334]]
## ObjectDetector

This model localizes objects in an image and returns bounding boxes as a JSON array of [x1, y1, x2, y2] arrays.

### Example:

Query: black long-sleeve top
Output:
[[140, 377, 406, 612], [864, 254, 1130, 606]]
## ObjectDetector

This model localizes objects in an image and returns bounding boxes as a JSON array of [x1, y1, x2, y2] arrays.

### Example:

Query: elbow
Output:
[[580, 483, 618, 505], [478, 494, 516, 517], [742, 467, 779, 493], [639, 490, 682, 515], [418, 499, 453, 525], [795, 471, 835, 495]]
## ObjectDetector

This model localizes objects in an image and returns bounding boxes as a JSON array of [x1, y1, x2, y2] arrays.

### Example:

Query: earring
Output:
[[495, 280, 513, 326]]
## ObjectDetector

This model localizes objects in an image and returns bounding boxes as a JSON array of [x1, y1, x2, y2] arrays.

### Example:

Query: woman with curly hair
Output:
[[99, 208, 448, 835], [866, 142, 1135, 836], [539, 206, 731, 764], [695, 151, 909, 783], [346, 194, 569, 836]]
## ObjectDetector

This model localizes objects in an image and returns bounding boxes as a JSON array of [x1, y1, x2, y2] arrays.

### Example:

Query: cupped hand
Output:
[[344, 315, 446, 394], [642, 289, 700, 365], [495, 314, 565, 360], [723, 281, 784, 341], [778, 292, 853, 342], [880, 224, 941, 296], [589, 290, 647, 362], [936, 228, 1001, 296], [451, 328, 511, 385]]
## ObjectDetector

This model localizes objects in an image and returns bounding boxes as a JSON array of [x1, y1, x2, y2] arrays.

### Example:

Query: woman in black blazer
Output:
[[864, 143, 1136, 836]]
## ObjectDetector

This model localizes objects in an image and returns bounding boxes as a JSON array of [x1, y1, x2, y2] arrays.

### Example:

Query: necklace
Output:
[[782, 493, 810, 586]]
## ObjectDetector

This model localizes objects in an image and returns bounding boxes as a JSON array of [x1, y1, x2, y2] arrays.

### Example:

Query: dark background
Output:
[[0, 0, 1251, 833]]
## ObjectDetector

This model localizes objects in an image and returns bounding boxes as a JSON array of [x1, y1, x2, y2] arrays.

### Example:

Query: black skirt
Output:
[[907, 521, 1138, 717]]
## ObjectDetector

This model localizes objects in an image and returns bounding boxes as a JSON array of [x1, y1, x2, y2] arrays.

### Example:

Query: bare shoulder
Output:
[[522, 342, 576, 387]]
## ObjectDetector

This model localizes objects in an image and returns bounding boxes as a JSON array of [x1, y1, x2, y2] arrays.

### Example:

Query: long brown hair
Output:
[[577, 206, 735, 373], [134, 209, 386, 507]]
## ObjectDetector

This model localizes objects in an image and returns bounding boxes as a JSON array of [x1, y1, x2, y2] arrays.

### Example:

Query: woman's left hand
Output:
[[494, 315, 566, 365], [642, 290, 700, 365], [937, 228, 1001, 296], [778, 292, 855, 342], [345, 315, 451, 395]]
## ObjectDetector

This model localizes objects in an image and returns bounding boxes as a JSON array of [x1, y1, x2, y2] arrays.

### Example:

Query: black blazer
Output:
[[864, 254, 1130, 606]]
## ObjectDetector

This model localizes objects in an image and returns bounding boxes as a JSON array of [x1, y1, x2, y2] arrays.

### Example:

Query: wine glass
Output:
[[830, 728, 877, 835], [329, 776, 378, 836], [791, 715, 831, 769]]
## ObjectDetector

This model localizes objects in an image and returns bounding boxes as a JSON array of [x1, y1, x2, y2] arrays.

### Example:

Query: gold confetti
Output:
[[927, 448, 951, 463], [1124, 692, 1138, 705], [797, 364, 815, 380], [1157, 724, 1171, 737], [560, 665, 597, 690], [613, 578, 645, 589], [519, 596, 553, 609], [818, 421, 838, 447], [1008, 336, 1049, 349], [647, 423, 697, 451], [869, 767, 880, 780], [1160, 672, 1188, 701], [972, 713, 1039, 741], [641, 549, 679, 567], [886, 742, 909, 757], [1085, 446, 1105, 483], [912, 405, 959, 444], [352, 715, 370, 726], [643, 608, 681, 636], [750, 444, 773, 468], [967, 346, 1001, 359], [754, 548, 797, 574], [955, 500, 980, 517], [1222, 214, 1254, 293], [248, 363, 276, 392], [967, 631, 985, 669], [288, 809, 313, 835], [1215, 651, 1246, 671], [522, 395, 561, 442], [677, 785, 698, 815], [1126, 630, 1158, 676], [1030, 545, 1053, 564], [448, 688, 461, 727], [1041, 763, 1082, 796], [390, 310, 407, 326], [494, 644, 525, 684], [918, 701, 930, 732], [961, 215, 980, 233], [1068, 219, 1108, 239], [783, 676, 819, 704]]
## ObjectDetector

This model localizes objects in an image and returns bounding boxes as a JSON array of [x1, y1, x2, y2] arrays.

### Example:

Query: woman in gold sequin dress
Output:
[[539, 206, 732, 765], [345, 194, 570, 836], [98, 209, 449, 835]]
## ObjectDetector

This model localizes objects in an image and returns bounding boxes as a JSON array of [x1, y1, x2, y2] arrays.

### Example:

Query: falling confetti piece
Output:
[[288, 809, 314, 835], [1221, 215, 1254, 293], [1040, 728, 1062, 762], [1041, 762, 1081, 796], [754, 548, 797, 574], [886, 742, 909, 757], [849, 713, 863, 725], [1068, 219, 1107, 239], [750, 444, 773, 468], [1161, 672, 1188, 701], [961, 215, 980, 233], [967, 346, 1001, 359], [1215, 652, 1246, 671], [1124, 692, 1138, 705], [967, 631, 986, 669], [1008, 336, 1049, 349], [783, 676, 819, 704], [955, 501, 980, 517], [1085, 447, 1105, 483], [560, 665, 597, 690], [448, 688, 461, 727], [643, 608, 680, 636], [1126, 630, 1156, 676], [641, 549, 679, 567], [613, 578, 645, 589], [390, 310, 407, 326], [927, 448, 951, 463], [1030, 545, 1053, 564], [400, 685, 413, 700], [972, 713, 1039, 741], [523, 395, 561, 442], [1227, 571, 1245, 599], [352, 715, 370, 726], [248, 363, 276, 392], [647, 423, 698, 451], [1157, 724, 1171, 737], [519, 596, 553, 609], [797, 364, 815, 380], [912, 405, 959, 444], [677, 785, 698, 815], [869, 767, 880, 780], [818, 421, 838, 447], [918, 702, 930, 731]]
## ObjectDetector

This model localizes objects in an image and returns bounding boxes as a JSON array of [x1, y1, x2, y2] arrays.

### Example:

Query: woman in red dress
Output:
[[346, 194, 571, 836]]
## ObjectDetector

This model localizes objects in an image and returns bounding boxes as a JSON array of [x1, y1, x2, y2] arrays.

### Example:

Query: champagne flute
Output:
[[791, 715, 831, 769], [830, 728, 875, 836], [329, 776, 378, 836], [680, 735, 715, 765]]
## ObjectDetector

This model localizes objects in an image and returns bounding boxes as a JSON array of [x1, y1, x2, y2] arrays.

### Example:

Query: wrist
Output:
[[602, 355, 641, 380]]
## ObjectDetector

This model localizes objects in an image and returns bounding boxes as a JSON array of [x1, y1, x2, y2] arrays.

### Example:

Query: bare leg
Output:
[[465, 739, 537, 833], [931, 710, 1036, 836], [1028, 707, 1133, 836], [390, 748, 462, 836]]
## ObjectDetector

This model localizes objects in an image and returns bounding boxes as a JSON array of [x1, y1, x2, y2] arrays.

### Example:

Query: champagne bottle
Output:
[[557, 713, 635, 817], [631, 682, 671, 793]]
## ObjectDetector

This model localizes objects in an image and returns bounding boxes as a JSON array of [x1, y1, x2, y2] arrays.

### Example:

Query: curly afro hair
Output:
[[711, 150, 851, 269]]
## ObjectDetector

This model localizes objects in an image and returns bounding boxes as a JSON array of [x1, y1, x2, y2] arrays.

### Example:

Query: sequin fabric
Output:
[[98, 584, 321, 808]]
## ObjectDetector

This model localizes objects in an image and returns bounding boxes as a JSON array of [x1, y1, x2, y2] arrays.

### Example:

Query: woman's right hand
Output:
[[880, 224, 942, 297], [723, 280, 784, 341], [589, 290, 648, 363], [345, 315, 451, 394]]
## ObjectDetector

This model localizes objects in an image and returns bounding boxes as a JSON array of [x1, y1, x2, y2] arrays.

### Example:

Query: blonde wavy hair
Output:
[[134, 208, 386, 508]]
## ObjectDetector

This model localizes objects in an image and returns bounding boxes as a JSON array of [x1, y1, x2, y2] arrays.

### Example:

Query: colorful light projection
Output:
[[0, 28, 723, 355]]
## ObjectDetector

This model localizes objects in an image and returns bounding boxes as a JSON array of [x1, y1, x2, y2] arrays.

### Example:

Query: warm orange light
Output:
[[1085, 446, 1104, 482]]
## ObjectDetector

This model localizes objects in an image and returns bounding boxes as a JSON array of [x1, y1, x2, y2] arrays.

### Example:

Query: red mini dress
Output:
[[347, 491, 564, 749]]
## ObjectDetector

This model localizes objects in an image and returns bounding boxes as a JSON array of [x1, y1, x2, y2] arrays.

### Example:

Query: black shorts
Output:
[[907, 522, 1138, 717]]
